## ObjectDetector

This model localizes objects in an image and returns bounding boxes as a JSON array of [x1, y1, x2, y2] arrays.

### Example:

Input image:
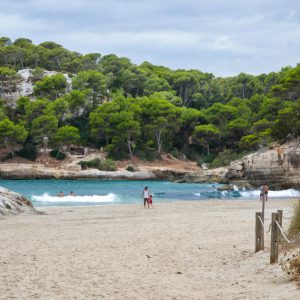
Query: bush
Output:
[[78, 158, 117, 171], [288, 200, 300, 239], [135, 149, 160, 161], [50, 149, 66, 160], [79, 158, 100, 169], [169, 148, 181, 159], [209, 149, 248, 168], [9, 143, 38, 161], [99, 159, 117, 171], [126, 165, 135, 172]]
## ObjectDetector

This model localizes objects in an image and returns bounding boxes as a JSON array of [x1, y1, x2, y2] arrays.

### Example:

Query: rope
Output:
[[257, 216, 271, 233], [282, 216, 293, 220], [275, 220, 299, 244]]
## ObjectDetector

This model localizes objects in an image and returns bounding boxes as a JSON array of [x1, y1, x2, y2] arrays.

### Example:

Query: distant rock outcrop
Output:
[[0, 187, 36, 216], [0, 163, 157, 180], [3, 68, 72, 101], [226, 140, 300, 188]]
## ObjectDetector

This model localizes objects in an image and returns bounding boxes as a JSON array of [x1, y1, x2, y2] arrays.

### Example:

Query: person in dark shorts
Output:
[[260, 185, 264, 201], [143, 186, 150, 208], [263, 184, 269, 201]]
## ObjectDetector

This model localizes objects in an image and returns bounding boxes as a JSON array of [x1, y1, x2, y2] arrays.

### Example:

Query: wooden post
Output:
[[277, 210, 283, 244], [255, 212, 263, 252], [262, 194, 266, 223], [270, 212, 279, 264]]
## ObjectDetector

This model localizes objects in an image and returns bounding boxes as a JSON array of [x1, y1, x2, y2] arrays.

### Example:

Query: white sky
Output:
[[0, 0, 299, 76]]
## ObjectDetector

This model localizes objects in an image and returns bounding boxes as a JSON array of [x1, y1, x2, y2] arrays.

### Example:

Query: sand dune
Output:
[[0, 200, 298, 299]]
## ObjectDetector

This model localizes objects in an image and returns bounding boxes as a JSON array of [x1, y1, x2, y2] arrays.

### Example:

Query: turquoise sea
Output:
[[0, 179, 299, 207]]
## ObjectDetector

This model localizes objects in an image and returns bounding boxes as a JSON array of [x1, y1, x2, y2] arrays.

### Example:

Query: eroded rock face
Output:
[[226, 140, 300, 188], [0, 187, 36, 216]]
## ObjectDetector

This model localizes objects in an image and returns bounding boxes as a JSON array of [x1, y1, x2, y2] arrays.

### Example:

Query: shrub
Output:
[[280, 199, 300, 281], [288, 200, 300, 239], [209, 149, 248, 168], [126, 165, 135, 172], [78, 158, 101, 169], [99, 159, 117, 171], [78, 158, 117, 171], [6, 143, 38, 161], [135, 149, 160, 161], [50, 149, 66, 160]]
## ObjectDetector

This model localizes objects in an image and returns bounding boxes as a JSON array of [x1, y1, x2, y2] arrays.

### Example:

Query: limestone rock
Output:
[[225, 140, 300, 188], [0, 187, 36, 216], [217, 185, 234, 191]]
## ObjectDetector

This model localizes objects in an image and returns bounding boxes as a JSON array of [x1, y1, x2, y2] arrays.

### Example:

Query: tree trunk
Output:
[[184, 84, 189, 106], [127, 135, 133, 161], [155, 130, 162, 154], [206, 144, 210, 156]]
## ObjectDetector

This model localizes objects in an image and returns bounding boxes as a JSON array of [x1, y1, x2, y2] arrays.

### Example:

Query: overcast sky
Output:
[[0, 0, 299, 76]]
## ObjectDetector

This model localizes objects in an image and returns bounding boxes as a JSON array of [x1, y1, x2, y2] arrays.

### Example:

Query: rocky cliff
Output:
[[0, 163, 157, 180], [226, 140, 300, 188], [0, 187, 36, 216], [0, 141, 299, 188]]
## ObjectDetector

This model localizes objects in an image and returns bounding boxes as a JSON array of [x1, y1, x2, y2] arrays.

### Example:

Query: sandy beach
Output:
[[0, 200, 299, 300]]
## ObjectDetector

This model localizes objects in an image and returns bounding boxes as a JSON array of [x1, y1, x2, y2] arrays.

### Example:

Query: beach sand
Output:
[[0, 200, 299, 299]]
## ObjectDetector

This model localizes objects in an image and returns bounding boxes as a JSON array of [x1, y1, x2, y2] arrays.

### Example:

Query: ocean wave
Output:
[[193, 188, 300, 199], [240, 189, 300, 198], [32, 193, 119, 203]]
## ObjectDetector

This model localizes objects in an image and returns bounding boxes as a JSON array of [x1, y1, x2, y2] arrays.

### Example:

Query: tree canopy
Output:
[[0, 36, 299, 165]]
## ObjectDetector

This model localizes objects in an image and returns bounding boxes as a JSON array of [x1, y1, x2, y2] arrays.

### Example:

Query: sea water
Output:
[[0, 179, 299, 207]]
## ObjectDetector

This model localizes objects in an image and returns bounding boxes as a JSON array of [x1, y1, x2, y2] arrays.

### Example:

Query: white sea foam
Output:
[[233, 185, 239, 191], [193, 188, 300, 199], [240, 189, 300, 198], [32, 193, 119, 203]]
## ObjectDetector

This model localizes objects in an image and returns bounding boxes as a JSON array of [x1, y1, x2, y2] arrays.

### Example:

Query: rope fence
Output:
[[257, 215, 271, 233], [255, 209, 300, 264], [275, 220, 300, 244]]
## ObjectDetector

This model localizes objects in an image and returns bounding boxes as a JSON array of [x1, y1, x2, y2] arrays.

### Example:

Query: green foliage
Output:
[[126, 165, 135, 172], [0, 37, 300, 162], [72, 70, 107, 108], [15, 143, 38, 161], [34, 74, 67, 100], [192, 124, 220, 156], [0, 67, 20, 97], [55, 125, 80, 148], [31, 115, 58, 145], [288, 200, 300, 239], [271, 66, 300, 101], [210, 149, 248, 168], [49, 149, 66, 160], [45, 97, 69, 122], [78, 158, 117, 171], [0, 118, 28, 151]]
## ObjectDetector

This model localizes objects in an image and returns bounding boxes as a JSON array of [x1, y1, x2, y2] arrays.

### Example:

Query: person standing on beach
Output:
[[260, 185, 264, 201], [263, 184, 269, 201], [143, 186, 150, 208]]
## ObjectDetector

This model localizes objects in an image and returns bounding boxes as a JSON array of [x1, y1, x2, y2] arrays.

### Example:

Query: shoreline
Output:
[[0, 199, 298, 299], [32, 197, 300, 209]]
